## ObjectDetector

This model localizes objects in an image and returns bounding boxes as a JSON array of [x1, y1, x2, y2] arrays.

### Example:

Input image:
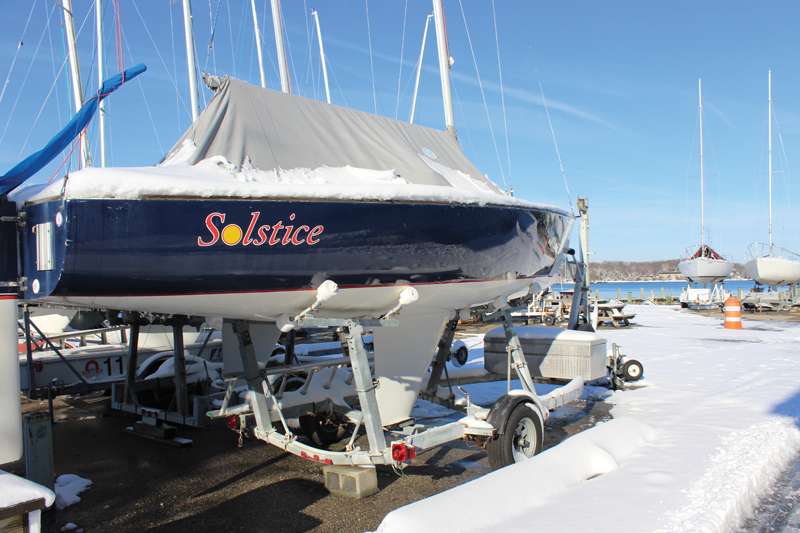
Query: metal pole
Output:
[[769, 69, 773, 252], [270, 0, 291, 94], [410, 14, 432, 124], [182, 0, 200, 121], [63, 0, 91, 167], [173, 318, 188, 417], [432, 0, 456, 137], [312, 10, 330, 103], [96, 0, 106, 167], [251, 0, 266, 88], [123, 322, 140, 405], [699, 77, 704, 250]]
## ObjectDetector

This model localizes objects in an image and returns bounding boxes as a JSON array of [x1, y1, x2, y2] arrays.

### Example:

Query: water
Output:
[[554, 280, 759, 300]]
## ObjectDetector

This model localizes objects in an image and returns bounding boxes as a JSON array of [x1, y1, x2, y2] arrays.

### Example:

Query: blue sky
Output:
[[0, 0, 798, 263]]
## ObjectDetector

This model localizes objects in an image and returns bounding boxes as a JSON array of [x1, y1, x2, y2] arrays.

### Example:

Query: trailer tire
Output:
[[299, 414, 348, 447], [452, 346, 469, 367], [622, 359, 643, 381], [543, 315, 556, 326], [486, 403, 543, 470]]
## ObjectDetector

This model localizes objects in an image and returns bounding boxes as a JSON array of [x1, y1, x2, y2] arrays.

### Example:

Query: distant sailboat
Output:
[[678, 78, 732, 285], [745, 70, 800, 288]]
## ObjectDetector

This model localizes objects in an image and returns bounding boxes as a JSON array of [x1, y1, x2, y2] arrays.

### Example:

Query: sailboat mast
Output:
[[96, 0, 106, 167], [699, 77, 704, 250], [182, 0, 200, 122], [63, 0, 90, 168], [769, 69, 773, 252], [251, 0, 266, 88], [312, 10, 330, 103], [432, 0, 456, 137], [271, 0, 291, 94], [410, 14, 433, 124]]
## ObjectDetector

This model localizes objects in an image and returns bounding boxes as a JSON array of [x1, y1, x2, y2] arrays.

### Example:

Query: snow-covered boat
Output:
[[745, 71, 800, 288], [9, 75, 571, 322], [678, 78, 732, 285]]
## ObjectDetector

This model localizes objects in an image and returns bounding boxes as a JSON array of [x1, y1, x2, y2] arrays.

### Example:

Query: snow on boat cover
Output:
[[12, 76, 572, 321]]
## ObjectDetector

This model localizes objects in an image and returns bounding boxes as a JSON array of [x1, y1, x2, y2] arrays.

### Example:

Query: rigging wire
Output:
[[491, 0, 512, 194], [302, 1, 317, 99], [129, 0, 190, 119], [365, 0, 376, 114], [451, 81, 478, 173], [772, 104, 797, 250], [683, 109, 699, 248], [169, 1, 181, 137], [456, 0, 507, 193], [226, 1, 236, 71], [203, 0, 221, 75], [0, 2, 37, 109], [236, 2, 248, 79], [394, 0, 408, 120], [327, 59, 350, 109], [7, 0, 76, 157], [119, 23, 163, 154], [45, 0, 64, 134], [281, 5, 299, 95], [517, 3, 574, 214]]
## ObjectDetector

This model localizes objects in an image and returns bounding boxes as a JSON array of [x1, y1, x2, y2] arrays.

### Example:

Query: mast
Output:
[[769, 69, 773, 252], [270, 0, 291, 94], [251, 0, 266, 88], [63, 0, 90, 168], [699, 77, 704, 250], [96, 0, 106, 167], [182, 0, 200, 122], [312, 10, 330, 103], [432, 0, 455, 137], [410, 14, 433, 124]]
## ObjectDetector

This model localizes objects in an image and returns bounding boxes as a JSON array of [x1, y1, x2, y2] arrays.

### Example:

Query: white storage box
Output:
[[483, 326, 607, 381]]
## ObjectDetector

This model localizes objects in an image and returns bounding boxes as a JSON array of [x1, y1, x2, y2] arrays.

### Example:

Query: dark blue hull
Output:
[[20, 198, 570, 303]]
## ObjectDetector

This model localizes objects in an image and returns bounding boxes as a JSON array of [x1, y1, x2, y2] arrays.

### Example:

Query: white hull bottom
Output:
[[46, 276, 558, 427], [745, 256, 800, 287], [678, 257, 733, 284]]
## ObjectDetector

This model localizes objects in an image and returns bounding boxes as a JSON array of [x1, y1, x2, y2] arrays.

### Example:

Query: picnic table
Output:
[[596, 301, 636, 328]]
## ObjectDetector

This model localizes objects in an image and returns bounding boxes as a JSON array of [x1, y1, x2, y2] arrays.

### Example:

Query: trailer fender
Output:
[[486, 392, 545, 436]]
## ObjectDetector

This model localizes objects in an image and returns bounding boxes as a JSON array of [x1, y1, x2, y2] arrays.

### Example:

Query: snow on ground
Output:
[[54, 474, 92, 511], [377, 305, 800, 533]]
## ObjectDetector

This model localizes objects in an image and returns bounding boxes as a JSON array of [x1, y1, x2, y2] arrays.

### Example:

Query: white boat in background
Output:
[[678, 78, 733, 285], [745, 70, 800, 288]]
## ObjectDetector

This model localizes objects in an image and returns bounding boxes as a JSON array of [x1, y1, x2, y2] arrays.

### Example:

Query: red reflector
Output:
[[300, 451, 333, 465], [226, 415, 238, 430], [392, 443, 416, 463], [35, 361, 43, 372]]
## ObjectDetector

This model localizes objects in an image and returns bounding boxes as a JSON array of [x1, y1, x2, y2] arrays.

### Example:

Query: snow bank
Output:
[[377, 305, 800, 533], [378, 417, 656, 533], [54, 474, 92, 510]]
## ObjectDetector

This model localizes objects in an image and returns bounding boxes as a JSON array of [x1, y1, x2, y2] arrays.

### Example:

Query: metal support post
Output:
[[23, 412, 54, 491], [499, 310, 537, 394], [23, 309, 36, 396], [424, 318, 459, 396], [123, 322, 140, 405], [232, 320, 274, 436], [172, 317, 189, 417], [342, 321, 386, 455]]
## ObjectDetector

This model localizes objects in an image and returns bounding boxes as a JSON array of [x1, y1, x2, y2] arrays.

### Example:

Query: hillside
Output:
[[584, 259, 748, 282]]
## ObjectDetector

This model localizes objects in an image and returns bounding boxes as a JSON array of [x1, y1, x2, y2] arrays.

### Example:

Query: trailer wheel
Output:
[[299, 414, 348, 447], [487, 403, 543, 470], [452, 346, 469, 367], [622, 359, 643, 381], [543, 315, 556, 326]]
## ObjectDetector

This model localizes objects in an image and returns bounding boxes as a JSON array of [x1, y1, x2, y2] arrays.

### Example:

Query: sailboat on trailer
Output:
[[678, 78, 732, 285], [745, 70, 800, 288]]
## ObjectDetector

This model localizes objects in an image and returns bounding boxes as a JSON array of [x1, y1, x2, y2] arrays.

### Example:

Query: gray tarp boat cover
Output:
[[163, 75, 500, 192]]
